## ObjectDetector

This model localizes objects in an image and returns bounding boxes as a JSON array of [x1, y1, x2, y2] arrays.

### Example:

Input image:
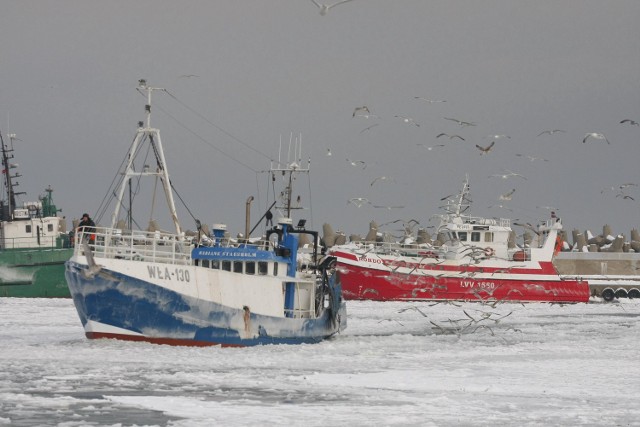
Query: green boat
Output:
[[0, 131, 73, 297]]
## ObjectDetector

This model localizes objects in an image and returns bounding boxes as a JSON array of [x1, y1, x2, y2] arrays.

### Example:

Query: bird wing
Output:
[[329, 0, 355, 8]]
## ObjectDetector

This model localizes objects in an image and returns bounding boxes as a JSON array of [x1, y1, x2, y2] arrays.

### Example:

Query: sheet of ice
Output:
[[1, 297, 639, 426]]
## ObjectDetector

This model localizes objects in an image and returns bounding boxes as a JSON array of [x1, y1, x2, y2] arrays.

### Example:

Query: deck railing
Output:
[[75, 226, 193, 266], [0, 235, 71, 250]]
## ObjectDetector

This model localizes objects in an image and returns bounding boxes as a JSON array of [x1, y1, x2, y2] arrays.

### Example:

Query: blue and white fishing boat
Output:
[[65, 80, 346, 347]]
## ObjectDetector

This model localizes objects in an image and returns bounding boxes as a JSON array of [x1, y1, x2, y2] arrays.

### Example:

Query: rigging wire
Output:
[[93, 133, 140, 224], [137, 89, 264, 173], [163, 90, 273, 162]]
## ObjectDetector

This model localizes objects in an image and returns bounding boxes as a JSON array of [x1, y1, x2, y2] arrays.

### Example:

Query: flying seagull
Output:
[[487, 134, 511, 140], [582, 132, 610, 144], [436, 133, 465, 141], [417, 143, 445, 151], [515, 153, 548, 162], [360, 123, 379, 134], [537, 129, 566, 136], [348, 197, 371, 208], [616, 193, 635, 201], [414, 97, 446, 103], [394, 115, 420, 127], [311, 0, 356, 16], [489, 169, 526, 180], [352, 106, 370, 117], [476, 141, 495, 155], [345, 158, 368, 169], [444, 117, 476, 127], [499, 189, 516, 201], [373, 204, 405, 210], [620, 119, 639, 126], [488, 204, 513, 211], [370, 176, 394, 186]]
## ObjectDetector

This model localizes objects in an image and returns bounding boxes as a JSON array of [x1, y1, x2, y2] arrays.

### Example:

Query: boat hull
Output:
[[0, 248, 73, 297], [65, 260, 346, 347], [333, 251, 590, 303]]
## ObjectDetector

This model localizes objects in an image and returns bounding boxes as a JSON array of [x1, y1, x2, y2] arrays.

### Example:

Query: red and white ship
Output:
[[329, 177, 590, 303]]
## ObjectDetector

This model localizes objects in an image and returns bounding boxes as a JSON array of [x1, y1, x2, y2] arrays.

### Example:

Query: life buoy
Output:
[[484, 247, 495, 257]]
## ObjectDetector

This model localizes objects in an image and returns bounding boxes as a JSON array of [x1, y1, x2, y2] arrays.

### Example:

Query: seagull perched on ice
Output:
[[311, 0, 356, 16], [537, 129, 566, 136], [475, 141, 495, 155], [620, 119, 639, 126], [436, 133, 465, 141], [582, 132, 610, 144]]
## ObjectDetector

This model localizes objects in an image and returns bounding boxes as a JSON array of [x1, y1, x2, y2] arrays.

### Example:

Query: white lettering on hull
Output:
[[460, 280, 495, 289], [147, 265, 191, 282]]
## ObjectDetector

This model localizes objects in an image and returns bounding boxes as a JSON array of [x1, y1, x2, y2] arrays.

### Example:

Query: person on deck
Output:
[[77, 213, 96, 242]]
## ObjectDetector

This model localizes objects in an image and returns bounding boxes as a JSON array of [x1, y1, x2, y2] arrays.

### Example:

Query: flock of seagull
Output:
[[322, 98, 640, 241], [304, 0, 640, 239]]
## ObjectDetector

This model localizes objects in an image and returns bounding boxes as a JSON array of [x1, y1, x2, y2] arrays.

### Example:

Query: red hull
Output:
[[335, 258, 590, 304]]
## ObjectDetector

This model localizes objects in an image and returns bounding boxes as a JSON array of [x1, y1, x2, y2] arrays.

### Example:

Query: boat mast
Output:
[[454, 174, 470, 216], [0, 132, 24, 218], [271, 134, 309, 218], [110, 80, 182, 235]]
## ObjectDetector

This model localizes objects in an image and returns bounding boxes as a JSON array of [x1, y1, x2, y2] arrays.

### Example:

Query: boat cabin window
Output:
[[222, 261, 231, 271], [273, 262, 279, 276], [258, 261, 268, 275], [26, 225, 32, 233], [202, 260, 210, 268], [457, 232, 467, 241], [233, 261, 243, 273], [245, 262, 256, 275], [471, 232, 480, 242], [48, 224, 54, 232], [484, 232, 494, 242], [211, 260, 220, 269]]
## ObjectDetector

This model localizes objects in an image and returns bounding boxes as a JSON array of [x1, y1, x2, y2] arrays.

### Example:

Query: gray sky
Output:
[[1, 1, 639, 239]]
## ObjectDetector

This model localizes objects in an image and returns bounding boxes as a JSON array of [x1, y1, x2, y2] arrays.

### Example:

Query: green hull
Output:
[[0, 248, 73, 297]]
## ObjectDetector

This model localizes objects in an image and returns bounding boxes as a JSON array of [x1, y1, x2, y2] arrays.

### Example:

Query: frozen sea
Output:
[[1, 298, 639, 426]]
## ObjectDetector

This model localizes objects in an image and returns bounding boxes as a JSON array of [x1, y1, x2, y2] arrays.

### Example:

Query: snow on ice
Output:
[[1, 298, 639, 426]]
